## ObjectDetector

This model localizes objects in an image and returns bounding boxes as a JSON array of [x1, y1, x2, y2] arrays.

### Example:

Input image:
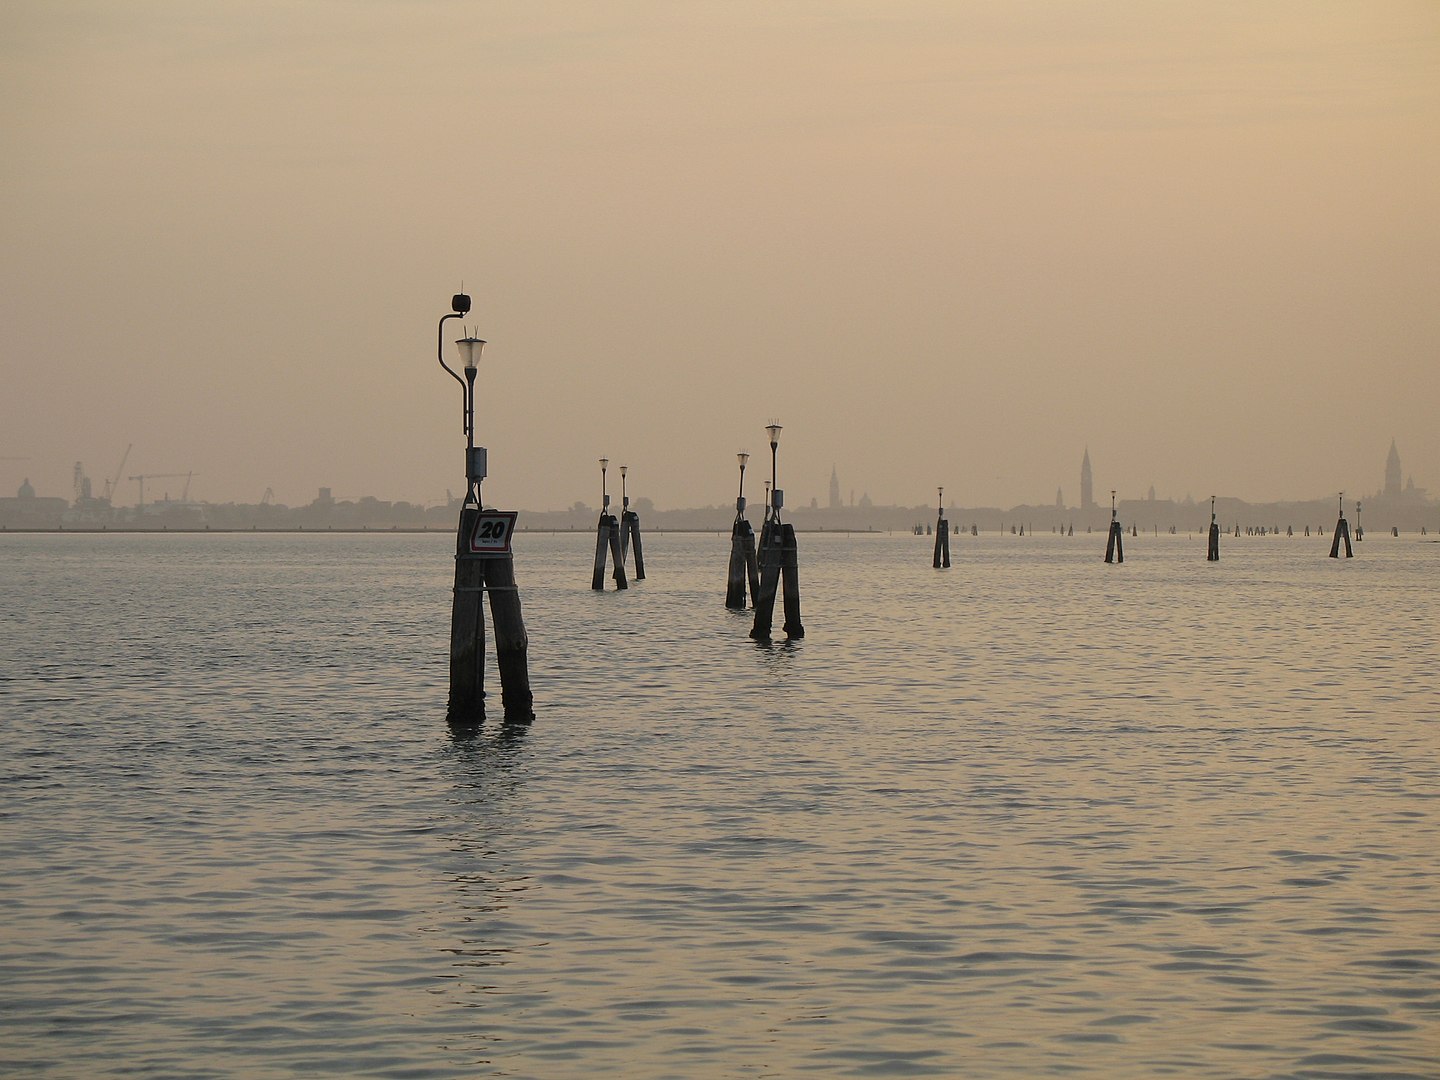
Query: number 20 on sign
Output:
[[468, 511, 518, 557]]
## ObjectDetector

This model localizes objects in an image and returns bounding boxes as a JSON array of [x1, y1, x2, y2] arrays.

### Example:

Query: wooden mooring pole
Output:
[[437, 294, 532, 726], [1104, 490, 1125, 564], [1207, 495, 1220, 561], [726, 452, 760, 608], [750, 423, 804, 640], [591, 458, 628, 590], [451, 507, 532, 723], [933, 486, 950, 568], [1329, 492, 1354, 558], [617, 464, 646, 580]]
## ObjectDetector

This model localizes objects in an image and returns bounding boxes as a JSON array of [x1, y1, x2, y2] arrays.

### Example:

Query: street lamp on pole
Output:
[[766, 422, 783, 517], [619, 464, 629, 510], [736, 452, 749, 513], [599, 458, 610, 511], [436, 291, 487, 508], [455, 333, 486, 507]]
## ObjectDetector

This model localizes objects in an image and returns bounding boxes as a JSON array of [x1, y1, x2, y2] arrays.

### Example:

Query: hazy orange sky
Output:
[[3, 1, 1437, 512]]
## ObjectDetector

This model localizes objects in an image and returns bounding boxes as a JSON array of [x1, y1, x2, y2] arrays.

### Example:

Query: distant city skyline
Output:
[[3, 437, 1426, 517], [3, 3, 1436, 514]]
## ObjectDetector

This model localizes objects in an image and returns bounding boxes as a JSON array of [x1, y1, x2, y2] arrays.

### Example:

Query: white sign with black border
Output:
[[468, 510, 518, 557]]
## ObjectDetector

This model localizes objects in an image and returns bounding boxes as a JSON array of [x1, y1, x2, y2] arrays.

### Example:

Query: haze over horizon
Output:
[[4, 2, 1436, 514]]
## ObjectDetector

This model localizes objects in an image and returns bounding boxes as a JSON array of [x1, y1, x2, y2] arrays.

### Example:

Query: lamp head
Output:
[[451, 293, 471, 315], [737, 452, 749, 469], [619, 465, 628, 479], [455, 336, 486, 375], [766, 422, 782, 446], [599, 457, 609, 472]]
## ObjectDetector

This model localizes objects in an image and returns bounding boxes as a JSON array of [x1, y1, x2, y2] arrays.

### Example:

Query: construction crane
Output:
[[129, 472, 194, 514], [105, 444, 131, 502]]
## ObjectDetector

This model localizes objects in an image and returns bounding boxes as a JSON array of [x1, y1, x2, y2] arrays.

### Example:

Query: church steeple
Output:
[[1385, 439, 1402, 498], [1080, 448, 1094, 511], [828, 465, 841, 509]]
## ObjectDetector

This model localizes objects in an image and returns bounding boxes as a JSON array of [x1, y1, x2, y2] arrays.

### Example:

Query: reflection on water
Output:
[[1, 531, 1436, 1077]]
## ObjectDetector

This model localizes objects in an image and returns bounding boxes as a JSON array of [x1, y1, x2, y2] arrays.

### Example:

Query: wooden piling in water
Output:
[[592, 512, 628, 589], [726, 515, 758, 608], [591, 513, 610, 590], [1329, 494, 1353, 558], [449, 506, 533, 725], [750, 424, 802, 640], [933, 487, 950, 568], [620, 509, 645, 580], [1104, 491, 1124, 564], [450, 508, 487, 719], [608, 515, 628, 588], [780, 524, 805, 638], [1207, 496, 1220, 562], [482, 552, 533, 722], [750, 526, 783, 640]]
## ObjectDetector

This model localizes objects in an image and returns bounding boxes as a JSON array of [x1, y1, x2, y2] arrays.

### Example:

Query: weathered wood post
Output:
[[617, 464, 645, 580], [450, 505, 486, 718], [780, 522, 804, 638], [452, 506, 531, 723], [933, 486, 950, 568], [751, 422, 803, 640], [436, 294, 532, 726], [1207, 495, 1220, 561], [1355, 500, 1364, 542], [591, 457, 628, 590], [1104, 490, 1125, 564], [1329, 492, 1354, 558], [726, 452, 759, 608]]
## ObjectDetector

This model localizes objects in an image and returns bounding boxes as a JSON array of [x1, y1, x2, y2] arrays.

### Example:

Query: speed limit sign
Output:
[[467, 510, 518, 557]]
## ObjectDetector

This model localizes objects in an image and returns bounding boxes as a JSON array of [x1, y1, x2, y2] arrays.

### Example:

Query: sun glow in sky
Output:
[[3, 1, 1437, 511]]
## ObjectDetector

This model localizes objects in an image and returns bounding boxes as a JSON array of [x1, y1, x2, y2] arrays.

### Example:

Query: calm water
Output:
[[1, 530, 1436, 1079]]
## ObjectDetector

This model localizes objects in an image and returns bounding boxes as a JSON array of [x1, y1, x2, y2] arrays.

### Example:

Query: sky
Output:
[[3, 1, 1437, 512]]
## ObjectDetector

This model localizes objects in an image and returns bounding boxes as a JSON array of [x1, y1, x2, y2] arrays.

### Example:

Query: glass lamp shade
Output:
[[766, 423, 783, 445], [619, 465, 628, 478], [455, 337, 486, 374], [737, 452, 749, 469], [599, 458, 609, 471]]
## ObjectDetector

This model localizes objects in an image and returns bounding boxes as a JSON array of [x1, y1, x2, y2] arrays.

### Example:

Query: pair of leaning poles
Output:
[[435, 293, 532, 725], [933, 487, 950, 568], [591, 459, 645, 589], [747, 423, 804, 640], [1103, 489, 1125, 564], [725, 453, 761, 608]]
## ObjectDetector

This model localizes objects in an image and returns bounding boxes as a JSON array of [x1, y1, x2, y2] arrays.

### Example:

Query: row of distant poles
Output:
[[929, 489, 1362, 567], [433, 291, 1363, 727]]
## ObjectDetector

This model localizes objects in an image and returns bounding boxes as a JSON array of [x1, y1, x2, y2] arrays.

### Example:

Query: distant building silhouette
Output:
[[18, 477, 35, 499], [829, 465, 841, 509], [1385, 439, 1402, 498], [1055, 487, 1064, 509], [1080, 448, 1094, 511]]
